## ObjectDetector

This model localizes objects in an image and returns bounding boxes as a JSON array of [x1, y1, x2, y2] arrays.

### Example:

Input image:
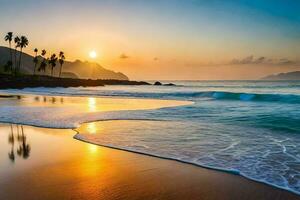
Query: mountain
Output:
[[0, 46, 129, 80], [262, 71, 300, 80]]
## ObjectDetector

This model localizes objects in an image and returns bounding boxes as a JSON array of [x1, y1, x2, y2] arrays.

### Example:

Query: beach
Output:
[[0, 123, 298, 200], [1, 1, 299, 198], [0, 82, 300, 199]]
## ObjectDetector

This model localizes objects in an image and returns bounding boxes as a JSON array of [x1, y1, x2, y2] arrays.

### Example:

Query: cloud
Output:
[[230, 55, 299, 66], [119, 53, 129, 59]]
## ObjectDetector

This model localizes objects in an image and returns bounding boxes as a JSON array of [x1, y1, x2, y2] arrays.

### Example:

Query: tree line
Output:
[[4, 32, 65, 77]]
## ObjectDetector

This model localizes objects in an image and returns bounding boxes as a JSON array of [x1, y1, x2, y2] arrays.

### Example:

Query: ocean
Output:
[[0, 80, 299, 194]]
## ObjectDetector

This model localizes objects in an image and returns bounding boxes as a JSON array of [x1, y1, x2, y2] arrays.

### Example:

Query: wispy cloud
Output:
[[230, 55, 299, 66]]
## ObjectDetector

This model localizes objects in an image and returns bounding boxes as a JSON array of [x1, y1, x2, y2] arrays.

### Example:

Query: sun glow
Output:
[[88, 97, 97, 112], [87, 123, 97, 134], [89, 51, 97, 59]]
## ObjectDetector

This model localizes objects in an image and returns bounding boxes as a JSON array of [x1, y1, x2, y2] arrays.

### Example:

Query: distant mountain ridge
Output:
[[0, 46, 128, 80], [262, 71, 300, 80]]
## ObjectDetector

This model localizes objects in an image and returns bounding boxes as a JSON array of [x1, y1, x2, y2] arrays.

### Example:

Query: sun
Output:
[[89, 51, 97, 59]]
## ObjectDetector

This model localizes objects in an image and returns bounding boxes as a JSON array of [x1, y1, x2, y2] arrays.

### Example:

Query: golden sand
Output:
[[0, 124, 297, 200]]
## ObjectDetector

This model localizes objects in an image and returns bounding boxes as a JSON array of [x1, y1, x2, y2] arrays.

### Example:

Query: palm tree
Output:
[[4, 32, 13, 73], [58, 51, 65, 77], [34, 48, 38, 55], [47, 57, 51, 73], [49, 53, 58, 76], [17, 36, 29, 74], [33, 48, 38, 75], [13, 36, 20, 75], [41, 49, 46, 56], [38, 60, 47, 74], [38, 49, 47, 75]]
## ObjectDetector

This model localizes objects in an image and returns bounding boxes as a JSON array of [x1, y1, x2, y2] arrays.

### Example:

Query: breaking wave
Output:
[[3, 87, 300, 103]]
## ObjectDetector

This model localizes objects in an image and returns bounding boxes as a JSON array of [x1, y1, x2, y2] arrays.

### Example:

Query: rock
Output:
[[154, 81, 162, 86], [164, 83, 176, 86]]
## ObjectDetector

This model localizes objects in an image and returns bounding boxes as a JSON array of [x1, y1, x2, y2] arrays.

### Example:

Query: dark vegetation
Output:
[[0, 74, 150, 89], [3, 32, 65, 77]]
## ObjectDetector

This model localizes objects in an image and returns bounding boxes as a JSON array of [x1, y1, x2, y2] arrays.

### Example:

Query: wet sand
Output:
[[0, 124, 298, 200], [0, 94, 193, 128], [0, 94, 193, 112]]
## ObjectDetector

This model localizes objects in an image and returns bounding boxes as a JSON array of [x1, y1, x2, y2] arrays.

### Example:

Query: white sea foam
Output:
[[0, 105, 150, 128], [74, 120, 300, 195]]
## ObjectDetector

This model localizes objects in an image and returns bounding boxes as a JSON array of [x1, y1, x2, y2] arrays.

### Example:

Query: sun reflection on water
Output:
[[87, 123, 97, 134], [87, 144, 98, 154], [86, 122, 105, 135], [88, 98, 97, 112]]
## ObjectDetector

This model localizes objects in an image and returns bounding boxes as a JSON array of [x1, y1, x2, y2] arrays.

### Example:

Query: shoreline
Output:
[[0, 123, 298, 200], [0, 74, 150, 89], [0, 118, 297, 196], [74, 128, 299, 197]]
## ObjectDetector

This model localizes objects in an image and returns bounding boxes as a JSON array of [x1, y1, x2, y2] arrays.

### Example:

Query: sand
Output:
[[0, 124, 298, 200]]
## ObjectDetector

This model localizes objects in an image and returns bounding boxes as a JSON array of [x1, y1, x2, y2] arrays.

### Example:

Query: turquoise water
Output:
[[1, 81, 300, 194]]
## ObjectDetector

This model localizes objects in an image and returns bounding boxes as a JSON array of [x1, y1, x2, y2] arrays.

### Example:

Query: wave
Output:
[[0, 106, 158, 129], [2, 87, 300, 104], [152, 91, 300, 103], [200, 91, 300, 103]]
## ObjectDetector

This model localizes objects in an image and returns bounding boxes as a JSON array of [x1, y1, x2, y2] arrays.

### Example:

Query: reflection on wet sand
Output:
[[0, 123, 297, 200], [34, 96, 64, 105], [16, 126, 31, 159], [0, 94, 193, 114], [7, 124, 31, 162], [8, 125, 15, 162]]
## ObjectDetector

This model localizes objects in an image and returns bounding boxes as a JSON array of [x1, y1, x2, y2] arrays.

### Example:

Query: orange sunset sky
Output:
[[1, 0, 299, 80]]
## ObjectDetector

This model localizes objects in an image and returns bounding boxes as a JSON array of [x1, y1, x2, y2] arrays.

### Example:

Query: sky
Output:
[[0, 0, 300, 80]]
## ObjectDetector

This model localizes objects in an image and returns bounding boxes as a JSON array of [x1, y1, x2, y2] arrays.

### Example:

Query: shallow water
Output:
[[0, 94, 190, 128], [0, 81, 300, 194]]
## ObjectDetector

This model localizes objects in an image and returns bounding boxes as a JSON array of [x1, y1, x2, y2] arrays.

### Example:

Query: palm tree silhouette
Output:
[[13, 36, 20, 75], [38, 49, 47, 75], [49, 53, 58, 76], [17, 36, 29, 74], [58, 51, 65, 77], [47, 57, 51, 74], [38, 60, 47, 75], [41, 49, 46, 56], [33, 48, 38, 75], [4, 32, 13, 73]]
